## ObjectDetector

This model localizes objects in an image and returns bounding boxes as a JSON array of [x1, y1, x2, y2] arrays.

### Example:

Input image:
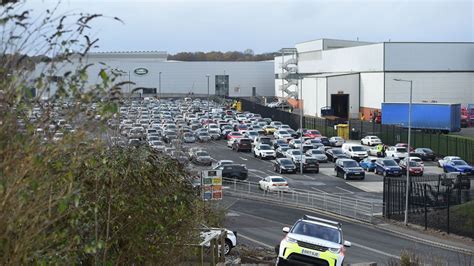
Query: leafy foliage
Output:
[[168, 50, 275, 61]]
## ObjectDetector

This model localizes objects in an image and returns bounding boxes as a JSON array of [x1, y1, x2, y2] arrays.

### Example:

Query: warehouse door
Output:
[[331, 94, 349, 119], [215, 75, 229, 97]]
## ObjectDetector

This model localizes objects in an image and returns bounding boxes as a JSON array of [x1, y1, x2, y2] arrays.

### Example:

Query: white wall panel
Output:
[[296, 40, 323, 53], [385, 72, 474, 105], [327, 74, 360, 118], [385, 43, 474, 71], [316, 78, 327, 117], [302, 78, 317, 116], [360, 73, 384, 109]]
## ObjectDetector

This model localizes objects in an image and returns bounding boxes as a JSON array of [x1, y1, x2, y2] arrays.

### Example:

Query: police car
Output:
[[275, 215, 351, 266]]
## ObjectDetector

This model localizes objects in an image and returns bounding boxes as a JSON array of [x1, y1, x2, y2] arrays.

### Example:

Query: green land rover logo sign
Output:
[[134, 68, 149, 75]]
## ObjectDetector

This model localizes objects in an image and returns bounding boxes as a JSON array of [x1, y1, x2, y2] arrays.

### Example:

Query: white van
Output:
[[341, 143, 368, 161]]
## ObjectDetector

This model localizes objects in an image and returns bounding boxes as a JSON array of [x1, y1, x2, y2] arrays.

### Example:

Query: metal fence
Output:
[[383, 174, 473, 238], [238, 98, 474, 164], [223, 178, 383, 223]]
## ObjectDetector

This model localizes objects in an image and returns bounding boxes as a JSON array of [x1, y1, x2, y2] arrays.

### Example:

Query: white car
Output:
[[285, 149, 304, 164], [385, 146, 408, 160], [438, 156, 461, 168], [368, 146, 381, 157], [259, 176, 289, 192], [244, 130, 259, 141], [289, 139, 303, 149], [305, 149, 328, 162], [329, 136, 345, 147], [200, 225, 237, 255], [406, 156, 424, 167], [212, 159, 235, 169], [253, 144, 276, 159], [274, 130, 292, 140], [361, 136, 382, 146]]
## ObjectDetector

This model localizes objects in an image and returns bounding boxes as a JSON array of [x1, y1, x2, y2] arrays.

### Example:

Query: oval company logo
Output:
[[134, 68, 149, 75]]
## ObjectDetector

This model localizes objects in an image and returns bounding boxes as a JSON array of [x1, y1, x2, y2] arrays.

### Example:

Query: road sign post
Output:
[[201, 170, 223, 201]]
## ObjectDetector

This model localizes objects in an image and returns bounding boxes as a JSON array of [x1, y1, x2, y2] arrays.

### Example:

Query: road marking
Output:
[[303, 175, 313, 178], [335, 186, 354, 194], [250, 173, 265, 179], [266, 170, 275, 174], [239, 156, 248, 161], [238, 233, 274, 249], [311, 187, 327, 194], [352, 242, 400, 259], [249, 169, 266, 174]]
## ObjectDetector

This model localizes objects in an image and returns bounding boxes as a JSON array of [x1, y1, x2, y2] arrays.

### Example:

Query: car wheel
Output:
[[224, 239, 232, 255], [254, 152, 257, 158]]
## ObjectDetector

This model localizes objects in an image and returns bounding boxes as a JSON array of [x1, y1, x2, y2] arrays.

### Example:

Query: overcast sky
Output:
[[25, 0, 473, 54]]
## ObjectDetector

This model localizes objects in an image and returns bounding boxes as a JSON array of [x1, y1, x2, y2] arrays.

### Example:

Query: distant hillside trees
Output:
[[168, 50, 275, 61]]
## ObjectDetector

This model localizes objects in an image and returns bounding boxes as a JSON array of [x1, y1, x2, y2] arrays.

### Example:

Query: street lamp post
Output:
[[206, 74, 210, 115], [299, 77, 304, 174], [159, 71, 162, 99], [394, 78, 413, 226]]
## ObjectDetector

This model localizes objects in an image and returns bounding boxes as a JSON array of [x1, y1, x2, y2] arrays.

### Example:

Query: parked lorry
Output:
[[381, 103, 461, 133]]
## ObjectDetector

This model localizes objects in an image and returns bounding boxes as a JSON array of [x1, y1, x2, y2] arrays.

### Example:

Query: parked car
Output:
[[289, 139, 303, 149], [411, 148, 436, 161], [367, 146, 383, 157], [254, 136, 272, 146], [273, 139, 288, 149], [196, 131, 211, 142], [319, 137, 331, 146], [285, 149, 304, 164], [193, 150, 213, 166], [273, 158, 297, 174], [226, 131, 244, 140], [359, 157, 377, 172], [244, 130, 259, 141], [341, 143, 368, 161], [232, 138, 252, 152], [295, 157, 320, 173], [214, 164, 248, 180], [183, 132, 196, 143], [361, 136, 382, 146], [274, 130, 292, 140], [305, 149, 328, 162], [375, 158, 402, 177], [276, 146, 291, 158], [399, 159, 424, 176], [304, 129, 322, 139], [149, 140, 166, 152], [443, 160, 473, 174], [385, 146, 408, 160], [259, 176, 289, 192], [334, 159, 365, 180], [326, 148, 350, 162], [405, 156, 424, 167], [253, 144, 276, 159], [395, 143, 415, 152], [438, 156, 461, 168], [200, 225, 237, 255], [329, 136, 345, 147], [213, 159, 234, 169]]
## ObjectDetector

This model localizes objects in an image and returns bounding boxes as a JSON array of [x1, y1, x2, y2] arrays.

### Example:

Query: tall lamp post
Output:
[[158, 71, 162, 99], [394, 78, 413, 226], [206, 74, 210, 115]]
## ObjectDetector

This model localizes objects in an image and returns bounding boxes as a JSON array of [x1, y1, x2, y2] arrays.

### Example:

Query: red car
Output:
[[304, 129, 322, 139], [399, 160, 424, 176], [226, 131, 244, 140], [395, 143, 415, 152]]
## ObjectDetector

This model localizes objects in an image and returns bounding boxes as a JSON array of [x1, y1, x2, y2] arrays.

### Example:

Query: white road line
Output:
[[239, 157, 248, 161], [238, 233, 274, 249], [352, 242, 400, 259], [311, 187, 327, 194], [336, 186, 354, 194], [250, 173, 265, 179], [249, 169, 266, 174], [303, 175, 313, 178]]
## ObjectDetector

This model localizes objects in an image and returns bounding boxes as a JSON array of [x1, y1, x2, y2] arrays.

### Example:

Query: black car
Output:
[[273, 158, 297, 174], [411, 148, 436, 161], [334, 159, 365, 180], [273, 139, 288, 149], [319, 137, 331, 146], [214, 164, 248, 180], [295, 157, 320, 173], [326, 148, 349, 162], [232, 138, 252, 152]]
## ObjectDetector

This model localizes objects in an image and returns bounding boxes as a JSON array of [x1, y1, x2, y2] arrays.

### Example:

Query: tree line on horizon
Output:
[[167, 49, 276, 61]]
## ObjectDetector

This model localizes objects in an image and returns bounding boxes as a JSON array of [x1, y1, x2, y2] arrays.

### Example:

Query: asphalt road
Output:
[[222, 197, 473, 265]]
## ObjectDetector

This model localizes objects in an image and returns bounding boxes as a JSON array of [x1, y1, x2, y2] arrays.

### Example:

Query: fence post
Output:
[[371, 202, 374, 223], [424, 184, 428, 230], [324, 194, 327, 210], [355, 200, 358, 218], [447, 190, 450, 234], [248, 181, 250, 193], [234, 179, 236, 191]]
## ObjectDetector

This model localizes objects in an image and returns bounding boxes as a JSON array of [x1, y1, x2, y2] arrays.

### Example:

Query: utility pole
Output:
[[206, 74, 210, 116], [159, 71, 162, 99]]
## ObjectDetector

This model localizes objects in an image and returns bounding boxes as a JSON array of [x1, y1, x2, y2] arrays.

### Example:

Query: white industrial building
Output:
[[275, 39, 474, 119], [35, 51, 275, 98]]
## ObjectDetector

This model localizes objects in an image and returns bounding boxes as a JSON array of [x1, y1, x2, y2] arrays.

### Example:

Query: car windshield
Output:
[[280, 159, 294, 165], [232, 132, 243, 136], [311, 150, 323, 154], [309, 130, 320, 135], [240, 139, 251, 144], [352, 146, 365, 152], [291, 221, 341, 244], [248, 132, 258, 136], [396, 148, 407, 152], [332, 149, 343, 154], [310, 139, 321, 143], [453, 160, 467, 166], [279, 130, 289, 134], [199, 133, 209, 136], [196, 151, 209, 157], [408, 161, 420, 167], [422, 148, 433, 153], [291, 150, 302, 155], [271, 177, 286, 183], [260, 145, 271, 150], [384, 160, 398, 166], [343, 161, 358, 168], [305, 158, 317, 164], [293, 140, 301, 144]]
